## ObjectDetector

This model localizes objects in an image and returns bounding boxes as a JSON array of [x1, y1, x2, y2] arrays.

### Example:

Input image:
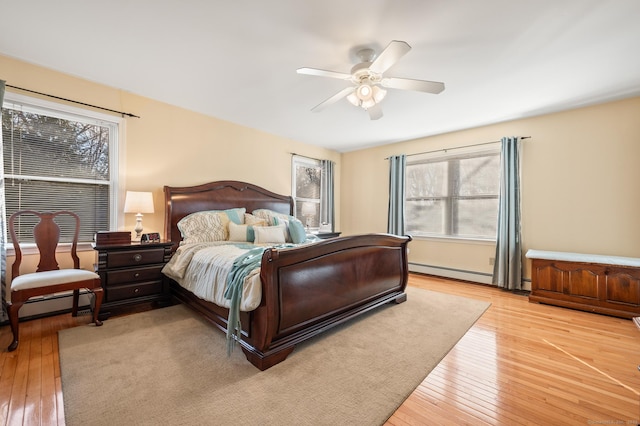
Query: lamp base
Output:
[[133, 213, 144, 241]]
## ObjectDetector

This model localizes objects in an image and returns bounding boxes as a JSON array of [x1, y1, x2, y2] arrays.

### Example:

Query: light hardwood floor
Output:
[[1, 274, 639, 425]]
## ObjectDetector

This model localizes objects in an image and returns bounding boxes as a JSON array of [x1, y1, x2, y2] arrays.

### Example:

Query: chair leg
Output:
[[72, 289, 80, 317], [7, 301, 24, 352], [92, 287, 104, 327]]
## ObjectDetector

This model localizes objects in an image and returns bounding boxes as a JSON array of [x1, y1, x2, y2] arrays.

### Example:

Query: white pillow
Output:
[[253, 225, 286, 244], [228, 222, 250, 242]]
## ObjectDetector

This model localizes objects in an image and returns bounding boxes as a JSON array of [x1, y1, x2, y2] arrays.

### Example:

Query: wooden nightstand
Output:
[[93, 240, 173, 319]]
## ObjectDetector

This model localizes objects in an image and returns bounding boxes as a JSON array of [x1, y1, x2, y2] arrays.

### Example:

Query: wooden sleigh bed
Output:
[[163, 180, 411, 370]]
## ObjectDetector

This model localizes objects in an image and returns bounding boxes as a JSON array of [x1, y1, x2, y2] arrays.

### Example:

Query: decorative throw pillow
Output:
[[253, 224, 286, 245], [228, 222, 248, 242], [286, 218, 307, 244], [228, 221, 261, 243], [178, 211, 231, 244], [252, 209, 307, 244], [244, 213, 267, 226], [251, 209, 287, 225], [219, 207, 246, 224]]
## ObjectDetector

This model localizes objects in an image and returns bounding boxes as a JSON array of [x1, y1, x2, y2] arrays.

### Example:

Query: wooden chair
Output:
[[6, 210, 103, 352]]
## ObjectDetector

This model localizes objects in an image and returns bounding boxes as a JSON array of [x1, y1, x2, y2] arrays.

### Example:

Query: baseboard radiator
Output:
[[409, 262, 494, 284]]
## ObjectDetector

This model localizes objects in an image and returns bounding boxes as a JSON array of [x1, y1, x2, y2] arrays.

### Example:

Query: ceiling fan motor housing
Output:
[[350, 62, 382, 84]]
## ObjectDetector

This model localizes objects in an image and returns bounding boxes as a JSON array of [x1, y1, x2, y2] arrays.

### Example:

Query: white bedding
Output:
[[162, 242, 263, 311]]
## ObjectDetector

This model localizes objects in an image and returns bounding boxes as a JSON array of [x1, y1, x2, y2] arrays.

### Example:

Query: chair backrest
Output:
[[9, 210, 81, 278]]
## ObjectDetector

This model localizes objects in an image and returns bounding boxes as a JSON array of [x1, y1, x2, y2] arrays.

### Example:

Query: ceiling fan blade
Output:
[[311, 86, 355, 112], [368, 40, 411, 74], [297, 67, 352, 80], [381, 77, 445, 94], [367, 103, 383, 120]]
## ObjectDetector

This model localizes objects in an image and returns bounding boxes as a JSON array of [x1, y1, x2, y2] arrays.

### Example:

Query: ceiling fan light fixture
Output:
[[357, 83, 372, 99], [346, 92, 359, 107], [372, 85, 387, 103], [347, 82, 387, 110], [360, 99, 376, 110]]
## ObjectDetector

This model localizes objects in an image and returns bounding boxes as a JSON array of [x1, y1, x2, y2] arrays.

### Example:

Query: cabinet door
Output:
[[532, 259, 604, 299], [566, 266, 602, 299], [533, 261, 563, 293], [604, 267, 640, 306]]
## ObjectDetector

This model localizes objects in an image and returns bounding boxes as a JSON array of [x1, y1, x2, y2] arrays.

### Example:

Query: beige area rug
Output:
[[59, 287, 490, 426]]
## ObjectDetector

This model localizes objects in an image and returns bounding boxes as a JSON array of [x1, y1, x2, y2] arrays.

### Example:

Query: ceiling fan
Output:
[[297, 40, 445, 120]]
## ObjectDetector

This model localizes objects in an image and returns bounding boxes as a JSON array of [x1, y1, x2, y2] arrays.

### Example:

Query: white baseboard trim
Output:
[[409, 262, 494, 285]]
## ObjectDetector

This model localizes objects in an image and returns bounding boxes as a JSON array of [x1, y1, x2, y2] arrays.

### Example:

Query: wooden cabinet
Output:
[[93, 241, 173, 318], [528, 254, 640, 319]]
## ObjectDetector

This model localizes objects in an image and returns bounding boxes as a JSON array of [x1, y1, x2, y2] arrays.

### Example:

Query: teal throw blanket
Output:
[[224, 246, 267, 355]]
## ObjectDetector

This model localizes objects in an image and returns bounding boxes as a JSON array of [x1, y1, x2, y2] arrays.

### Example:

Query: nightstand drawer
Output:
[[107, 281, 163, 302], [106, 248, 166, 268], [106, 265, 164, 286]]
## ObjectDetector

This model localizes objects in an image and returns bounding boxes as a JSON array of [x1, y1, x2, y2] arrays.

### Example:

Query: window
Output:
[[292, 156, 322, 229], [2, 93, 119, 243], [405, 147, 500, 239]]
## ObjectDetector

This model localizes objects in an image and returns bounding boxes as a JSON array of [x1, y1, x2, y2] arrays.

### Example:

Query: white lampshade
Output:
[[124, 191, 154, 240], [124, 191, 154, 214]]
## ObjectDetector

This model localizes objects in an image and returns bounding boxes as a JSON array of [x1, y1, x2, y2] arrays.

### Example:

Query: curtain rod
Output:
[[291, 152, 324, 162], [384, 136, 531, 160], [6, 84, 140, 118]]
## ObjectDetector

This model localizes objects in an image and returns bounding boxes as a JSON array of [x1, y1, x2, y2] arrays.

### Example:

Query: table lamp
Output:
[[124, 191, 154, 240]]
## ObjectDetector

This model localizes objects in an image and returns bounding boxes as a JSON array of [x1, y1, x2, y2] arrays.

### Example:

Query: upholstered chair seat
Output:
[[11, 269, 101, 291]]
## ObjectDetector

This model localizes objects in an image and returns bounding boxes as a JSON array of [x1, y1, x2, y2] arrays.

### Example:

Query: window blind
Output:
[[2, 101, 115, 243]]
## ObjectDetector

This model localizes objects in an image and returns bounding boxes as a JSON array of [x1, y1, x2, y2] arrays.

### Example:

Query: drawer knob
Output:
[[133, 254, 143, 262], [134, 273, 140, 278], [134, 288, 140, 293]]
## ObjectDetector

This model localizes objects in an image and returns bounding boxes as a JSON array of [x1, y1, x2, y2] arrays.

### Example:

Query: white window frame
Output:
[[2, 91, 124, 252], [291, 155, 323, 231], [405, 145, 500, 242]]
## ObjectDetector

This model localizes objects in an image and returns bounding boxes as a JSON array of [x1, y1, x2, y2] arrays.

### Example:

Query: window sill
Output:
[[409, 234, 496, 245], [6, 242, 96, 257]]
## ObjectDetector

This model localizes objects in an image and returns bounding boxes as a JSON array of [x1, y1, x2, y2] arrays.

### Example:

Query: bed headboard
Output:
[[163, 180, 294, 248]]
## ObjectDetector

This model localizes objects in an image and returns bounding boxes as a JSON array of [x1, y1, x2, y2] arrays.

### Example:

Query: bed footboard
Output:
[[241, 233, 411, 370]]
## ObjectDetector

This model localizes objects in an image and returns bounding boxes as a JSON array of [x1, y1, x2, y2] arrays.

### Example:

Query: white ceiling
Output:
[[1, 0, 639, 152]]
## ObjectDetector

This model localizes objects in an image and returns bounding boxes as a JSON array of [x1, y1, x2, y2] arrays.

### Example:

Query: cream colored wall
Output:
[[1, 54, 341, 282], [341, 96, 640, 283], [121, 94, 341, 236], [3, 53, 640, 288]]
